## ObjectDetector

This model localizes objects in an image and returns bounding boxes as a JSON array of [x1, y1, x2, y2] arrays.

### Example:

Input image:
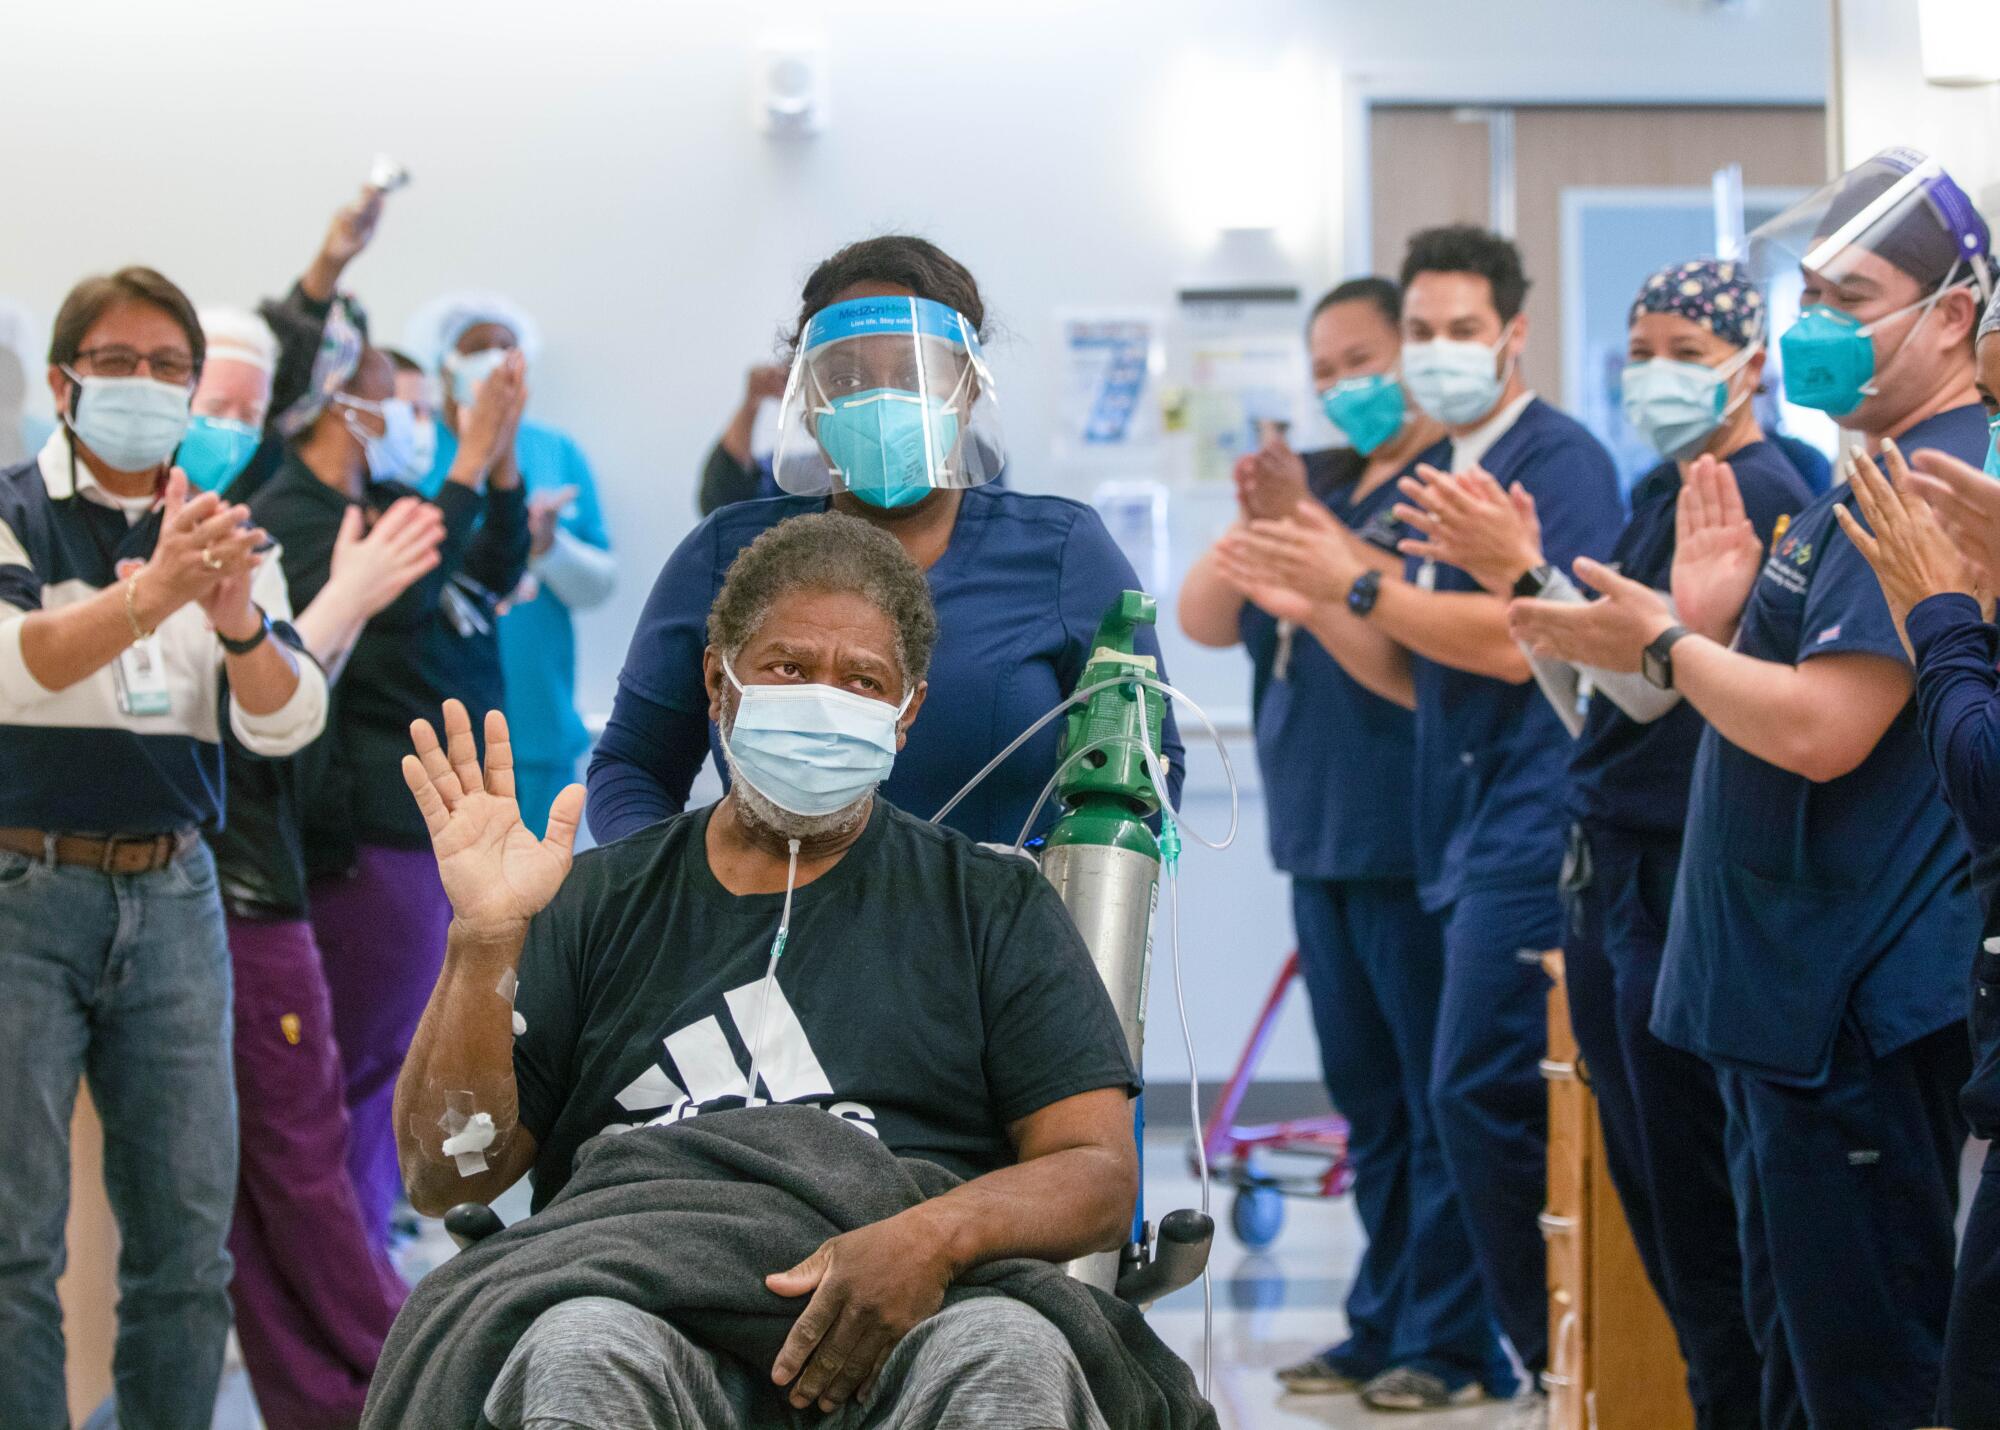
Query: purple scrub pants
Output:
[[310, 843, 453, 1251], [225, 911, 407, 1428]]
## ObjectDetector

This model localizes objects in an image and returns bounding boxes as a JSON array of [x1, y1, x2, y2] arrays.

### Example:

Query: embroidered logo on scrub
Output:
[[280, 1013, 301, 1046]]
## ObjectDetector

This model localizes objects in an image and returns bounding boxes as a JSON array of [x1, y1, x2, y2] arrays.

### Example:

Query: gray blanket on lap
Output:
[[361, 1105, 1217, 1430]]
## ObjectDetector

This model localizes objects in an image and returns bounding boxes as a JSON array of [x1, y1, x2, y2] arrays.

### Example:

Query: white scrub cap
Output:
[[198, 306, 279, 375], [402, 291, 542, 370]]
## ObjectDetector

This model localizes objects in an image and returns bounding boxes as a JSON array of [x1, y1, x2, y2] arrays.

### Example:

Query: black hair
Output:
[[380, 347, 425, 376], [1399, 226, 1531, 323], [49, 267, 205, 377], [1309, 277, 1401, 332], [787, 236, 986, 352]]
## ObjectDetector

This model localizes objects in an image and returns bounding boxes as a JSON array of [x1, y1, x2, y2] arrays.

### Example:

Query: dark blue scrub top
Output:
[[1566, 440, 1811, 837], [1404, 398, 1624, 911], [1241, 448, 1423, 882], [587, 485, 1185, 847], [1655, 404, 1988, 1086]]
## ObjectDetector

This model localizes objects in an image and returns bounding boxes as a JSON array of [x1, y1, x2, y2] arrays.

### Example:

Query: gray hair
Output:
[[708, 512, 938, 684]]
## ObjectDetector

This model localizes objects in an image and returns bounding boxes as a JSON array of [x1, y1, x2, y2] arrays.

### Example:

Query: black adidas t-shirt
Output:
[[512, 798, 1141, 1210]]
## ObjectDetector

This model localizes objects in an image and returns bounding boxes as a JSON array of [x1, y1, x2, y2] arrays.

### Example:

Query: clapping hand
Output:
[[1902, 445, 2000, 599], [527, 486, 579, 557], [1233, 435, 1313, 522], [329, 497, 446, 619], [1215, 498, 1369, 618], [1393, 463, 1543, 595], [147, 469, 264, 629], [449, 351, 528, 485], [1833, 439, 1985, 658], [1671, 454, 1764, 644], [1508, 558, 1677, 674]]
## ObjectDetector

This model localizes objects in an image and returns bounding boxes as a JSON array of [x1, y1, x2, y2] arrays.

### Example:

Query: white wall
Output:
[[0, 0, 1828, 1080], [1834, 0, 2000, 210]]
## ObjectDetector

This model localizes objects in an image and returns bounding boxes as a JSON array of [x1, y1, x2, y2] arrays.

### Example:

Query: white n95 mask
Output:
[[718, 666, 910, 816], [1402, 325, 1516, 427]]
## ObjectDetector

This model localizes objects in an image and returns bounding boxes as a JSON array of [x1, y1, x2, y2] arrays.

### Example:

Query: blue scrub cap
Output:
[[1629, 258, 1766, 349]]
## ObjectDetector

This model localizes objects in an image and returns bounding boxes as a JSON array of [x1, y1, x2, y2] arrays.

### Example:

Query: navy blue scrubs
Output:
[[1903, 588, 2000, 1429], [1560, 440, 1809, 1429], [587, 485, 1185, 846], [1241, 446, 1506, 1393], [1404, 398, 1625, 1375], [1656, 404, 1987, 1429]]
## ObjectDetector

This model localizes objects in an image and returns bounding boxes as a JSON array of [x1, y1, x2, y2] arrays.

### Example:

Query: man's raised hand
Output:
[[401, 701, 583, 934]]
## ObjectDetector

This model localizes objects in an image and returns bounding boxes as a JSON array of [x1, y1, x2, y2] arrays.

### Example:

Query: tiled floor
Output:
[[176, 1129, 1525, 1429]]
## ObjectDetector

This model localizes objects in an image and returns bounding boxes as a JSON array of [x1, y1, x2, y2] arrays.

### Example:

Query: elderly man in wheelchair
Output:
[[370, 512, 1211, 1430]]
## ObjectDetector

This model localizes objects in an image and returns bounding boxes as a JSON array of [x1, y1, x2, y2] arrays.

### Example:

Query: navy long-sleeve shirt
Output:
[[1908, 591, 2000, 1137]]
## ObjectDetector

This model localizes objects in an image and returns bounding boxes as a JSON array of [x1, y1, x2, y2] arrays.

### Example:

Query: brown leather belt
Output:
[[0, 827, 199, 875]]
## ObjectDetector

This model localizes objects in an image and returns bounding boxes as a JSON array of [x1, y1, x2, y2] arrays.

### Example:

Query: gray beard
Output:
[[719, 740, 875, 843]]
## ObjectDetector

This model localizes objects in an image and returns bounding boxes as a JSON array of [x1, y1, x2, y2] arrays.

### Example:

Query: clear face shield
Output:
[[1748, 148, 1993, 416], [773, 296, 1006, 509]]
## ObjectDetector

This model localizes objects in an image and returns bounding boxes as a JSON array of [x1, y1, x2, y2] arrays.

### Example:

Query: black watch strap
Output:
[[218, 606, 272, 655], [1512, 564, 1555, 599], [1643, 623, 1690, 690]]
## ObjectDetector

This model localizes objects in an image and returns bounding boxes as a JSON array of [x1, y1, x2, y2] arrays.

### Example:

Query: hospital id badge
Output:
[[115, 637, 172, 717]]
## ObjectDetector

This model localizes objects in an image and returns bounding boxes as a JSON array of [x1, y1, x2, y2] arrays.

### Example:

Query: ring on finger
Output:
[[200, 547, 224, 571]]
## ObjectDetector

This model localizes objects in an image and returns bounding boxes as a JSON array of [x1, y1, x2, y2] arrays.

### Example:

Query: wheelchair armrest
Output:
[[444, 1202, 507, 1249], [1114, 1208, 1213, 1306]]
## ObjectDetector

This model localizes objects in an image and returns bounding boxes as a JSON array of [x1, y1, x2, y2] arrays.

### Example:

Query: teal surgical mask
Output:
[[1320, 374, 1407, 455], [1779, 281, 1954, 416], [63, 371, 191, 473], [447, 347, 509, 408], [814, 389, 960, 510], [178, 414, 261, 491], [1402, 325, 1517, 427], [718, 664, 910, 816], [1620, 344, 1758, 462], [1986, 413, 2000, 480]]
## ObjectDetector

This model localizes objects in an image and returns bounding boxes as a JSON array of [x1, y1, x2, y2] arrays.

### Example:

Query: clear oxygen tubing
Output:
[[743, 838, 801, 1105], [929, 676, 1137, 825], [1135, 722, 1211, 1398], [996, 675, 1240, 856]]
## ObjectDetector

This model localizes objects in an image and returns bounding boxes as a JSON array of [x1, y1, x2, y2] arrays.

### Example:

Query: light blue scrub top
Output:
[[418, 418, 610, 771]]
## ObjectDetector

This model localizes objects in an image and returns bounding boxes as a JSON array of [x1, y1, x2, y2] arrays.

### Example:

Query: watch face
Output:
[[1642, 644, 1668, 689]]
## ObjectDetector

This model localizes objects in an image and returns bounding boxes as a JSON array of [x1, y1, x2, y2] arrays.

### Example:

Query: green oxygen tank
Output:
[[1040, 590, 1168, 1293]]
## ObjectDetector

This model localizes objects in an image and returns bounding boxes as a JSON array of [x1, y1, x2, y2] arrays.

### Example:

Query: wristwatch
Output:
[[1642, 624, 1690, 691], [218, 605, 272, 656], [1512, 563, 1557, 599], [1347, 569, 1383, 617]]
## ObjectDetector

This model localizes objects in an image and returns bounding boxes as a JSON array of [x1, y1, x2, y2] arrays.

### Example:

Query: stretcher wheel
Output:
[[1230, 1183, 1284, 1250]]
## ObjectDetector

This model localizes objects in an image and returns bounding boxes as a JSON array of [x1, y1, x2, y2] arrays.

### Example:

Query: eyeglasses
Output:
[[72, 345, 195, 386]]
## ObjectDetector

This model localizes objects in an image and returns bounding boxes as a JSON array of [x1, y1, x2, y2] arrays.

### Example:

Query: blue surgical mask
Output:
[[814, 388, 960, 510], [1620, 345, 1758, 462], [718, 665, 910, 816], [63, 371, 191, 473], [447, 347, 509, 408], [1986, 414, 2000, 480], [339, 396, 428, 481], [1401, 326, 1516, 427], [1320, 374, 1407, 455], [177, 415, 261, 492], [1779, 284, 1952, 416]]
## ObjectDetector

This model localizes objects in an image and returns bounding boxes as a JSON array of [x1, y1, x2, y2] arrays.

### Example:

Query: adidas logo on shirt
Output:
[[601, 977, 878, 1139]]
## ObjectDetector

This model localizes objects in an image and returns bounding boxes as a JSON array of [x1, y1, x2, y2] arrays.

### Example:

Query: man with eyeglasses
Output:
[[0, 266, 328, 1429]]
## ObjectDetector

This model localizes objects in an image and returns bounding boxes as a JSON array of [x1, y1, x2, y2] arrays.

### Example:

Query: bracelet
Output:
[[124, 572, 154, 641]]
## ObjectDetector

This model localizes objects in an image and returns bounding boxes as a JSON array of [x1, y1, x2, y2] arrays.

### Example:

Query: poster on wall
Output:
[[1055, 311, 1165, 459], [1169, 285, 1306, 486]]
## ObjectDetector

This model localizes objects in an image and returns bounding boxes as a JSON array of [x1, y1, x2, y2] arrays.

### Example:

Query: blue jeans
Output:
[[0, 841, 236, 1430]]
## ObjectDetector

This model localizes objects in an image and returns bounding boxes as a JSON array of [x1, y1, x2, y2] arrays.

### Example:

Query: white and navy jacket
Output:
[[0, 429, 327, 834]]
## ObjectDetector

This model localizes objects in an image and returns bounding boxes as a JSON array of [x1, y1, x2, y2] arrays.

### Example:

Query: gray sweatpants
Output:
[[482, 1295, 1113, 1430]]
